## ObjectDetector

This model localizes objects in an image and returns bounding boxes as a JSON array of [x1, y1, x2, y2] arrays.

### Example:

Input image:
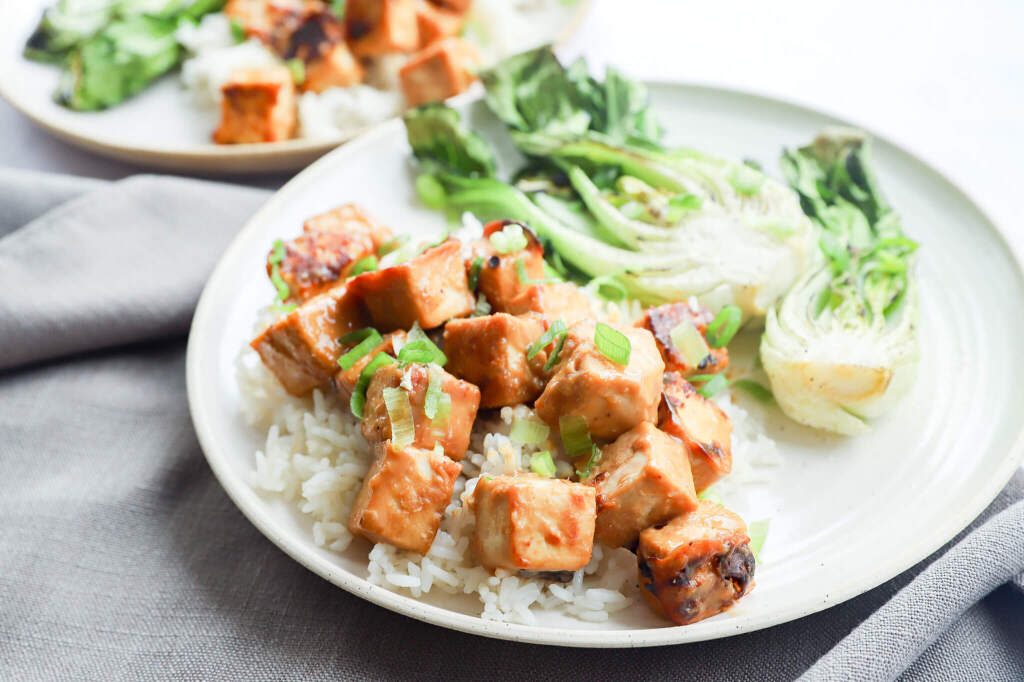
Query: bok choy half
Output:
[[761, 128, 919, 435]]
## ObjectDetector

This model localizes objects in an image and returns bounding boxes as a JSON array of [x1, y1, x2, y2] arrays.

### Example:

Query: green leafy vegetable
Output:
[[732, 379, 774, 404], [472, 293, 492, 317], [337, 328, 383, 370], [415, 174, 447, 209], [559, 415, 592, 457], [705, 305, 742, 348], [403, 103, 497, 177], [382, 387, 415, 449], [349, 256, 378, 276], [350, 353, 394, 418], [762, 128, 919, 435], [529, 451, 557, 478], [594, 322, 630, 365], [510, 418, 550, 445]]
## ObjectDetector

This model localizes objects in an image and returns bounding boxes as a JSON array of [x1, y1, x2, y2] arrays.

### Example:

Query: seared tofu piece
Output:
[[302, 42, 365, 92], [443, 313, 547, 408], [361, 363, 480, 460], [347, 0, 420, 56], [535, 320, 665, 440], [350, 239, 474, 331], [303, 203, 393, 249], [213, 66, 296, 144], [468, 221, 546, 313], [250, 283, 368, 396], [637, 500, 755, 625], [659, 372, 732, 492], [583, 422, 697, 549], [399, 37, 478, 106], [470, 475, 596, 572], [333, 330, 407, 403], [271, 4, 345, 57], [224, 0, 284, 41], [416, 0, 465, 46], [639, 301, 729, 378], [348, 441, 461, 554], [505, 282, 593, 325]]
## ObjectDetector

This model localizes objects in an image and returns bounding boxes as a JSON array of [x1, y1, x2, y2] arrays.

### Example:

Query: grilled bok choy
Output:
[[404, 47, 818, 320], [761, 129, 919, 435]]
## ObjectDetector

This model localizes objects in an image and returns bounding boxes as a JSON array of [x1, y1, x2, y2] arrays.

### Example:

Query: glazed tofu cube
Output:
[[583, 422, 697, 549], [416, 0, 465, 46], [535, 320, 665, 440], [467, 221, 547, 313], [303, 203, 393, 249], [637, 500, 755, 625], [224, 0, 282, 41], [273, 5, 345, 58], [659, 372, 732, 492], [399, 37, 478, 106], [470, 475, 596, 572], [505, 282, 594, 326], [443, 313, 547, 408], [213, 66, 296, 144], [350, 239, 474, 331], [333, 330, 407, 403], [431, 0, 471, 12], [361, 362, 481, 460], [302, 42, 365, 92], [348, 441, 462, 554], [638, 301, 729, 378], [347, 0, 420, 56], [267, 231, 374, 303], [250, 283, 369, 396]]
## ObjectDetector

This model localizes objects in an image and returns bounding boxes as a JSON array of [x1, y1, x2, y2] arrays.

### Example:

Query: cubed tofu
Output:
[[361, 362, 480, 460], [302, 42, 365, 92], [583, 422, 698, 549], [638, 301, 729, 378], [399, 37, 478, 106], [416, 0, 465, 46], [637, 500, 755, 625], [273, 5, 346, 58], [224, 0, 284, 41], [348, 441, 461, 554], [267, 230, 375, 303], [467, 221, 546, 313], [505, 282, 594, 325], [303, 203, 393, 249], [347, 0, 420, 56], [333, 330, 407, 403], [443, 313, 547, 408], [470, 475, 596, 572], [213, 66, 296, 144], [250, 283, 369, 396], [659, 372, 733, 492], [350, 239, 474, 331], [535, 320, 665, 440]]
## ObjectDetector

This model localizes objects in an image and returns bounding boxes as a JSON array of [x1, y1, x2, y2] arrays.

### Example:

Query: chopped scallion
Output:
[[489, 223, 529, 254], [230, 18, 246, 43], [382, 387, 415, 449], [423, 366, 446, 419], [286, 58, 305, 86], [397, 337, 447, 367], [732, 378, 774, 403], [515, 257, 557, 285], [691, 373, 728, 398], [705, 305, 742, 348], [575, 444, 602, 479], [350, 353, 394, 418], [468, 256, 483, 291], [510, 418, 550, 445], [748, 519, 770, 562], [349, 255, 378, 276], [594, 322, 631, 365], [559, 415, 592, 457], [377, 234, 409, 256], [337, 328, 383, 370], [669, 320, 710, 368], [473, 292, 492, 317], [268, 239, 291, 304], [697, 487, 723, 504], [527, 319, 566, 359], [530, 451, 556, 478], [543, 332, 567, 371]]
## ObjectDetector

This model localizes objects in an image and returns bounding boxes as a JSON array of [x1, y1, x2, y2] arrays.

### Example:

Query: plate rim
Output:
[[0, 0, 592, 172], [186, 81, 1024, 647]]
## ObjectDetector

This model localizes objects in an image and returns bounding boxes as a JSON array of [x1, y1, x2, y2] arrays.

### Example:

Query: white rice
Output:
[[238, 302, 781, 623], [297, 86, 404, 140]]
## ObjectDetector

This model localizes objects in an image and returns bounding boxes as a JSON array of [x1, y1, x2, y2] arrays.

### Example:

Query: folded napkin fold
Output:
[[1, 168, 1021, 681]]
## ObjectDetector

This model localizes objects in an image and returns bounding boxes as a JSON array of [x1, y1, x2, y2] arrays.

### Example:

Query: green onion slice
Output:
[[489, 223, 529, 254], [468, 256, 483, 291], [705, 305, 742, 348], [268, 239, 291, 304], [594, 322, 631, 365], [337, 328, 383, 370], [543, 332, 567, 372], [423, 365, 445, 420], [286, 58, 305, 85], [559, 415, 592, 457], [669, 320, 710, 368], [732, 378, 773, 403], [510, 417, 550, 445], [692, 373, 729, 398], [575, 444, 602, 479], [382, 386, 415, 449], [697, 487, 723, 504], [748, 519, 770, 562], [397, 335, 447, 367], [527, 319, 566, 360], [230, 18, 246, 43], [350, 353, 394, 418], [473, 293, 492, 317], [349, 255, 378, 276], [377, 234, 409, 256], [530, 451, 556, 478]]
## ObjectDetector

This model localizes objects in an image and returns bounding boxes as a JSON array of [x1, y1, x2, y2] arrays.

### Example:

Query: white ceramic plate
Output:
[[186, 83, 1024, 647], [0, 0, 588, 174]]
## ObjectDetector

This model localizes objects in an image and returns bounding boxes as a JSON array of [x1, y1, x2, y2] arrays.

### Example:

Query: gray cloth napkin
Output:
[[1, 168, 1021, 682]]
